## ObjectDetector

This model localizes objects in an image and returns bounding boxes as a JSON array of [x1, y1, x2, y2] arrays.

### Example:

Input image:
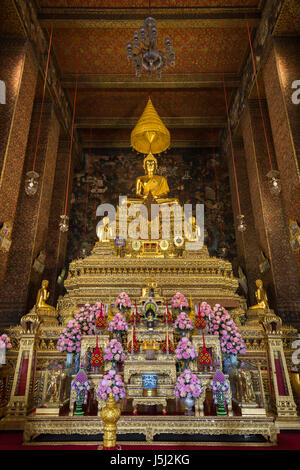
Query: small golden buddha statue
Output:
[[249, 279, 269, 310], [35, 280, 58, 324], [36, 280, 55, 310]]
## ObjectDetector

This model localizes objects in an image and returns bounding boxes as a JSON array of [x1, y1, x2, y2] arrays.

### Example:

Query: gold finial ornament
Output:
[[100, 393, 121, 450], [131, 98, 170, 155]]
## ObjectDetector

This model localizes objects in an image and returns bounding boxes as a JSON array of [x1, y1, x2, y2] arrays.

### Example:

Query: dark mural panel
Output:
[[67, 148, 236, 264]]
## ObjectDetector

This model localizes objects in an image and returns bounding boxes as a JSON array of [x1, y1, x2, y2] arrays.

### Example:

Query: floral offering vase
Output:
[[65, 352, 74, 369], [183, 396, 195, 415], [115, 331, 122, 343], [183, 359, 190, 370], [75, 352, 80, 374], [223, 353, 238, 374]]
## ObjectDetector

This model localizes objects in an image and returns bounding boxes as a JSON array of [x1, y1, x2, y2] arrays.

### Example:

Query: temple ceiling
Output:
[[15, 0, 288, 149]]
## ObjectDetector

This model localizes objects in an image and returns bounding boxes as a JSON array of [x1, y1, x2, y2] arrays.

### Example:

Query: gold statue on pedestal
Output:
[[100, 393, 121, 450], [249, 279, 269, 310], [35, 280, 58, 325], [136, 153, 170, 201]]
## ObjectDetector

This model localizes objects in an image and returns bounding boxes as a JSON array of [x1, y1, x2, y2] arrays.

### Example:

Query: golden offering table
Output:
[[132, 397, 167, 415], [23, 413, 278, 445], [124, 357, 177, 385]]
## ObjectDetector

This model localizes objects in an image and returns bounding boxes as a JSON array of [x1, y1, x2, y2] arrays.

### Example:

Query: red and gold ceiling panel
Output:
[[70, 88, 233, 118], [39, 0, 260, 8], [52, 27, 249, 75]]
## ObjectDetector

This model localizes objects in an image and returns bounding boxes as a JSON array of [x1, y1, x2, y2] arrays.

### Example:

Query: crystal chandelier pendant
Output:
[[126, 17, 175, 78], [267, 170, 281, 196], [59, 215, 69, 232], [237, 214, 247, 233], [25, 171, 39, 196]]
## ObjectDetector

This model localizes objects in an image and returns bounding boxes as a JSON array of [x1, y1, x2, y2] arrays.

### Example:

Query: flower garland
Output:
[[208, 304, 246, 355], [96, 369, 126, 402], [108, 313, 128, 334], [104, 339, 126, 363], [114, 292, 132, 310], [57, 303, 98, 353], [174, 312, 193, 333], [174, 369, 203, 399], [161, 336, 175, 354], [175, 337, 197, 362], [171, 292, 189, 310]]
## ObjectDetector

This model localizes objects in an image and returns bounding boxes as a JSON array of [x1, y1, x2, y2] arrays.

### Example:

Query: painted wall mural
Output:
[[67, 148, 237, 264]]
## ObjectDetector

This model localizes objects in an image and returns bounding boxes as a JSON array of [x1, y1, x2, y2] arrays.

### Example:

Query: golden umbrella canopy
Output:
[[131, 98, 170, 155]]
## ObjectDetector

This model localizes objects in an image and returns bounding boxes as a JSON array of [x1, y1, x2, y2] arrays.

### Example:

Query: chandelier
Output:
[[126, 17, 175, 78]]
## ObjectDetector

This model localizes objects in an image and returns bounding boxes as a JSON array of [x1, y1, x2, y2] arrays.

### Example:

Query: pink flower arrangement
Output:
[[171, 292, 189, 310], [175, 337, 197, 361], [206, 304, 246, 355], [104, 339, 126, 363], [57, 303, 98, 353], [57, 319, 82, 353], [96, 369, 126, 402], [109, 313, 128, 333], [174, 369, 203, 399], [199, 302, 212, 320], [114, 292, 132, 310], [0, 334, 12, 349], [174, 312, 193, 333]]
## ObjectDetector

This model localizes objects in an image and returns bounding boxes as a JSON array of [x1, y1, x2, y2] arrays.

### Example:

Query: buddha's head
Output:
[[42, 280, 49, 288], [143, 153, 158, 176], [256, 279, 263, 289]]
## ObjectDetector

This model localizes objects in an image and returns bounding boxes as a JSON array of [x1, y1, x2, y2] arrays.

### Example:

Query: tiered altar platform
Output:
[[23, 414, 277, 445]]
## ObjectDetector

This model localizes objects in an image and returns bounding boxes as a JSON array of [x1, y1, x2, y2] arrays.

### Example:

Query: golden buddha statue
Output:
[[35, 280, 58, 324], [249, 279, 269, 310], [136, 153, 170, 202]]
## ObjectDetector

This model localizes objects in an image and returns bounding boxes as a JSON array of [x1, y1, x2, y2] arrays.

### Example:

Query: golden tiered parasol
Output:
[[131, 98, 170, 155]]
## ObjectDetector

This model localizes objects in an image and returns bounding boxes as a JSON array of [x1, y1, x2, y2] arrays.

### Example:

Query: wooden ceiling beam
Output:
[[62, 73, 240, 89], [38, 7, 261, 28], [81, 139, 219, 149], [76, 116, 226, 129]]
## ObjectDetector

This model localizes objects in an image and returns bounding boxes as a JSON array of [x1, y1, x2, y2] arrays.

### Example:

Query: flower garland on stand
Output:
[[95, 304, 106, 330], [207, 304, 246, 356], [175, 337, 197, 370], [96, 369, 126, 402], [129, 300, 141, 324], [162, 336, 175, 354], [104, 339, 126, 369], [71, 365, 91, 416]]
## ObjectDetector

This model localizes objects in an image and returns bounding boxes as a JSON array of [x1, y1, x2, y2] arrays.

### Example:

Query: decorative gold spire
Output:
[[131, 98, 170, 155]]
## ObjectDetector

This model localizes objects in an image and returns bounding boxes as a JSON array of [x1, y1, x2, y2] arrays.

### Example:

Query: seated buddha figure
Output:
[[36, 280, 56, 313], [135, 153, 177, 205], [249, 279, 269, 310]]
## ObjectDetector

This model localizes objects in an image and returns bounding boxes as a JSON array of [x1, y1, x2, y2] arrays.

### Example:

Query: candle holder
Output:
[[25, 171, 39, 196], [267, 170, 281, 196]]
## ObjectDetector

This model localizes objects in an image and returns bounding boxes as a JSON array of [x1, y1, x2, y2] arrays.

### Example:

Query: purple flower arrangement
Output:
[[96, 369, 126, 402], [175, 337, 197, 362], [71, 367, 91, 404], [206, 304, 246, 355], [174, 312, 194, 333], [174, 369, 203, 399], [109, 313, 128, 333], [211, 368, 230, 404], [171, 292, 189, 310], [114, 292, 132, 310], [104, 339, 126, 363]]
